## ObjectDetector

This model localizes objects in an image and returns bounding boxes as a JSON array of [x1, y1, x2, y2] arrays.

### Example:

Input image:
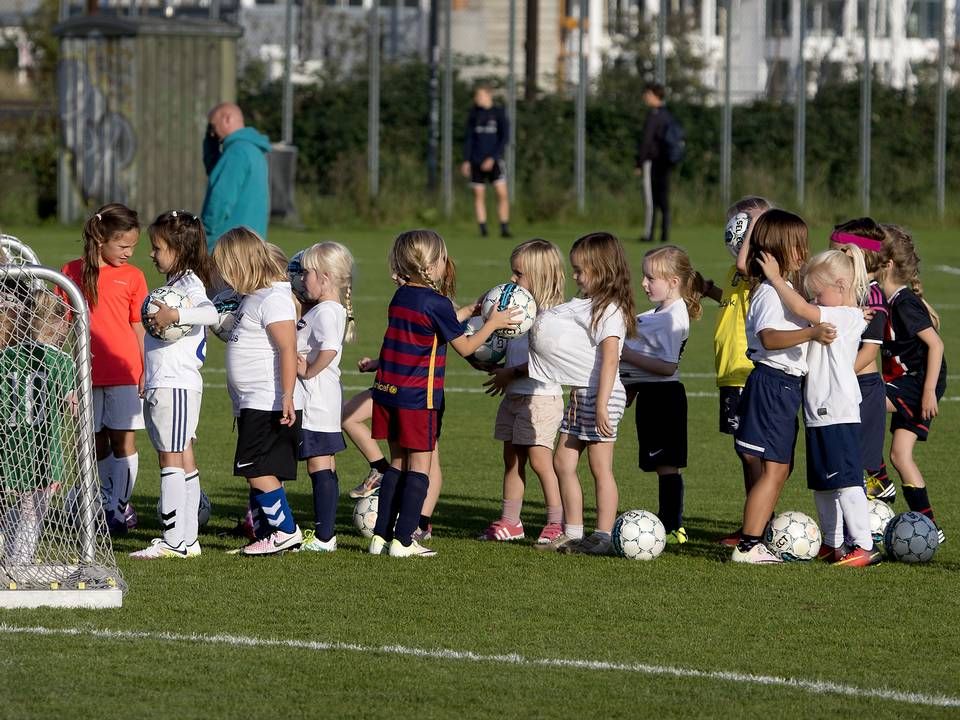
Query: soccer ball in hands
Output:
[[142, 287, 193, 342], [353, 495, 378, 538], [764, 511, 821, 561], [883, 511, 939, 563], [724, 212, 751, 258], [288, 250, 309, 303], [481, 283, 537, 339], [612, 509, 666, 560], [211, 288, 243, 342], [868, 498, 896, 545], [462, 316, 508, 365]]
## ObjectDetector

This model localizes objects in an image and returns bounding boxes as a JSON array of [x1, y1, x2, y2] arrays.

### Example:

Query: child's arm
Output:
[[854, 344, 879, 374], [298, 349, 338, 380], [449, 306, 520, 358], [456, 299, 482, 323], [132, 322, 146, 395], [266, 320, 298, 426], [917, 327, 944, 421], [619, 347, 677, 377], [757, 252, 822, 326], [483, 363, 526, 396], [358, 356, 378, 372], [595, 336, 620, 437], [759, 323, 835, 350], [694, 272, 723, 304]]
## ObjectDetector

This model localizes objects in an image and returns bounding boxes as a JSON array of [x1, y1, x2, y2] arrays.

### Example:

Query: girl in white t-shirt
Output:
[[620, 245, 701, 546], [131, 210, 218, 559], [294, 242, 356, 553], [212, 228, 303, 556], [528, 232, 637, 555], [478, 239, 566, 544], [758, 246, 879, 566]]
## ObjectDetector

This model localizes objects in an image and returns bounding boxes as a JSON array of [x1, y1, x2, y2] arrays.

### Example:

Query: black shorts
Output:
[[470, 159, 506, 186], [718, 385, 743, 435], [886, 373, 947, 441], [633, 381, 687, 472], [234, 408, 302, 481], [857, 373, 886, 470], [805, 423, 863, 491]]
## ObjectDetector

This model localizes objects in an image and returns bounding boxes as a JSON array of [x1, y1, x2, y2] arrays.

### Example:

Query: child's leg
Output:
[[889, 428, 937, 521], [553, 433, 585, 538], [307, 454, 338, 542], [527, 444, 562, 526], [656, 464, 684, 534], [181, 444, 201, 548], [372, 448, 404, 541], [421, 445, 442, 520], [837, 486, 872, 550], [9, 487, 52, 564], [108, 428, 138, 522], [585, 441, 618, 534], [740, 460, 791, 541], [473, 183, 487, 226], [393, 449, 433, 545], [157, 448, 187, 549], [813, 490, 843, 549], [342, 391, 389, 470], [740, 452, 761, 494], [500, 442, 526, 523], [248, 474, 296, 535]]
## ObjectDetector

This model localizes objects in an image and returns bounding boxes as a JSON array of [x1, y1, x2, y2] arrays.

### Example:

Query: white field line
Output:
[[0, 624, 957, 709], [933, 264, 960, 276]]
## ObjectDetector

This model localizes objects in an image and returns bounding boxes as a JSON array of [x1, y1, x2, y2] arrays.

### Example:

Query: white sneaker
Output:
[[388, 538, 437, 557], [298, 530, 337, 553], [731, 543, 783, 564], [185, 540, 201, 557], [129, 538, 189, 559], [241, 526, 303, 556], [368, 535, 388, 555]]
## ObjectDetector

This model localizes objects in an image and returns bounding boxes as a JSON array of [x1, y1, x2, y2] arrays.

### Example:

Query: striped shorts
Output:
[[144, 388, 201, 453], [560, 385, 627, 443]]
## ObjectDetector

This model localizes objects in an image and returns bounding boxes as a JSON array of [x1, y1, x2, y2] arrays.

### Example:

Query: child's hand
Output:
[[756, 251, 781, 280], [863, 307, 876, 322], [596, 406, 614, 438], [487, 306, 523, 331], [147, 301, 179, 331], [297, 354, 308, 378], [922, 388, 939, 421], [456, 301, 482, 323], [811, 322, 837, 345], [483, 367, 513, 396], [280, 395, 296, 426], [357, 356, 377, 372]]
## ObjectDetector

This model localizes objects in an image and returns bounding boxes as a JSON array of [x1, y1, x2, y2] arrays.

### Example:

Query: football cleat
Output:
[[834, 546, 883, 567], [368, 535, 388, 555], [666, 527, 688, 545], [731, 543, 783, 564], [388, 539, 437, 557], [298, 529, 337, 553], [241, 526, 303, 556], [129, 538, 189, 559], [560, 532, 612, 556]]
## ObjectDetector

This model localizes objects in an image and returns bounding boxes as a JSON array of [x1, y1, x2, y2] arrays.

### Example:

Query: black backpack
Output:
[[662, 113, 686, 166]]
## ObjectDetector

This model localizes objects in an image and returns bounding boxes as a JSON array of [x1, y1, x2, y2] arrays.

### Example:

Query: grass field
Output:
[[2, 218, 959, 718]]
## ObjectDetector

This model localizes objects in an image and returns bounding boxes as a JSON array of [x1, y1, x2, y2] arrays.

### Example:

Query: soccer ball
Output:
[[481, 283, 537, 339], [142, 286, 193, 342], [155, 490, 212, 529], [764, 510, 821, 561], [462, 315, 508, 365], [883, 511, 939, 563], [288, 250, 309, 303], [211, 288, 243, 342], [724, 211, 751, 258], [612, 509, 666, 561], [868, 499, 896, 545], [353, 495, 378, 538]]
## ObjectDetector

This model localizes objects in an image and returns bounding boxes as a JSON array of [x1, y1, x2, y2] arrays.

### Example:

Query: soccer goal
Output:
[[0, 257, 125, 609], [0, 235, 41, 266]]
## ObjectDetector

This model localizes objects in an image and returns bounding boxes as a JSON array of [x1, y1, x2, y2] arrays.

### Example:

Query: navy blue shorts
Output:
[[734, 363, 801, 464], [299, 430, 347, 460], [857, 373, 886, 471], [886, 373, 947, 442], [718, 385, 743, 436], [806, 423, 863, 491], [634, 381, 687, 471]]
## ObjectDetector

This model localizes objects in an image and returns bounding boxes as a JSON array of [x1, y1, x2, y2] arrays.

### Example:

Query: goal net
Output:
[[0, 248, 125, 608]]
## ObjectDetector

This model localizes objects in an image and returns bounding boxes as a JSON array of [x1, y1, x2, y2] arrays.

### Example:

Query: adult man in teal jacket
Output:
[[201, 102, 271, 250]]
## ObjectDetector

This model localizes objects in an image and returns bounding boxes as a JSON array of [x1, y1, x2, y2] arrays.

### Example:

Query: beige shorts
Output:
[[494, 393, 564, 448]]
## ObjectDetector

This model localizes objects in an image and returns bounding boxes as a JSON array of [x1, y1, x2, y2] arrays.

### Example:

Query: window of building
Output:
[[906, 0, 941, 38], [806, 0, 844, 35], [857, 0, 891, 37], [766, 0, 791, 37]]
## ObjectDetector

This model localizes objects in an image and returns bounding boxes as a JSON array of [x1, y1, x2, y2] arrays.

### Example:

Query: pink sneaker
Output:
[[536, 522, 564, 545], [477, 519, 524, 542], [241, 527, 303, 556]]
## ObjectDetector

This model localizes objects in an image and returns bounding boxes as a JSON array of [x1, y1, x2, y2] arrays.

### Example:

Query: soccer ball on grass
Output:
[[764, 510, 821, 561], [883, 511, 939, 563], [612, 509, 666, 560]]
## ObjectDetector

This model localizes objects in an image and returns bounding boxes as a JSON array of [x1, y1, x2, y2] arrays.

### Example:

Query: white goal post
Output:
[[0, 256, 125, 609]]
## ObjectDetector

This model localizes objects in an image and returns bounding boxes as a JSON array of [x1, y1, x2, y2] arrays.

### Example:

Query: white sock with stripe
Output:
[[183, 470, 201, 546], [838, 486, 873, 550], [111, 453, 139, 522], [160, 467, 186, 548]]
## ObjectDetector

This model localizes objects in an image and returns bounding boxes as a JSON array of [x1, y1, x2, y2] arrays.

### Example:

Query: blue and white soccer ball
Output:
[[288, 250, 309, 303], [883, 511, 939, 563], [481, 282, 537, 339], [142, 286, 193, 342], [353, 495, 378, 538], [868, 499, 896, 545], [764, 510, 821, 561], [462, 315, 508, 365], [612, 509, 666, 560], [211, 288, 243, 342], [155, 490, 212, 529]]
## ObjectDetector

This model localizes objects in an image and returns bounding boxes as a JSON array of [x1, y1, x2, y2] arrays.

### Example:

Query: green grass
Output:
[[2, 219, 959, 718]]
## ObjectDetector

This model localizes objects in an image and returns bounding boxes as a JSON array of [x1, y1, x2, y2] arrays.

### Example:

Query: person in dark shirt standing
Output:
[[461, 85, 511, 238], [635, 83, 672, 244]]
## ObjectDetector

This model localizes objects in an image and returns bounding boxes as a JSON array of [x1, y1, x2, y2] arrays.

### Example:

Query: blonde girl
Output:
[[60, 203, 146, 536], [620, 245, 702, 545], [294, 242, 356, 552], [478, 239, 566, 544], [369, 230, 518, 557], [529, 232, 637, 555], [877, 225, 947, 543], [212, 228, 303, 555]]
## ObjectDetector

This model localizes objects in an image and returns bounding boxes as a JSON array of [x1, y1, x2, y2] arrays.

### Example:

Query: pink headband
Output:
[[830, 231, 882, 252]]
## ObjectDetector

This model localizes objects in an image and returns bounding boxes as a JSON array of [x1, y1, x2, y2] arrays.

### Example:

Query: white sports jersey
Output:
[[804, 305, 866, 427], [503, 333, 562, 396], [296, 300, 346, 432], [144, 271, 218, 392], [528, 297, 626, 389], [620, 298, 689, 383], [745, 281, 808, 377], [225, 282, 299, 412]]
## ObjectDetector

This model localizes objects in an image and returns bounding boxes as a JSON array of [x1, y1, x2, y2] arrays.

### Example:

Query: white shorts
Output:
[[143, 388, 201, 452], [559, 385, 626, 443], [93, 385, 145, 432]]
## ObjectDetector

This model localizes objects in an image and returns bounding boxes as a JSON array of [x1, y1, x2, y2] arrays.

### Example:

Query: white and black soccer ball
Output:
[[288, 250, 309, 303], [612, 509, 666, 561], [868, 499, 896, 545], [764, 510, 821, 561], [481, 282, 537, 339], [883, 511, 939, 563], [142, 286, 193, 342], [724, 211, 751, 259], [462, 315, 508, 365], [211, 288, 243, 342], [155, 490, 212, 529], [353, 495, 378, 538]]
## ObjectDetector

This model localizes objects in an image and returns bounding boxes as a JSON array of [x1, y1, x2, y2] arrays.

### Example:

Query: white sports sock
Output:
[[838, 486, 873, 550], [564, 523, 584, 540], [111, 453, 139, 521], [97, 454, 114, 513], [183, 470, 201, 546], [159, 467, 186, 548], [814, 490, 843, 548], [10, 489, 51, 564]]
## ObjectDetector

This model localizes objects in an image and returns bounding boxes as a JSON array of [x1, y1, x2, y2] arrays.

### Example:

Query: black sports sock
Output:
[[372, 467, 402, 540], [419, 514, 431, 531], [479, 222, 488, 237], [393, 471, 429, 545], [309, 469, 339, 542], [736, 533, 762, 552], [902, 485, 935, 522], [500, 222, 511, 237], [370, 458, 390, 474], [657, 473, 684, 532]]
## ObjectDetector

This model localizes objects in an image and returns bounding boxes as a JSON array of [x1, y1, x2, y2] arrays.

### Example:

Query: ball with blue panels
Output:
[[462, 315, 508, 365], [481, 282, 537, 339], [288, 250, 309, 303], [142, 286, 193, 342], [211, 288, 243, 342], [884, 511, 939, 563]]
